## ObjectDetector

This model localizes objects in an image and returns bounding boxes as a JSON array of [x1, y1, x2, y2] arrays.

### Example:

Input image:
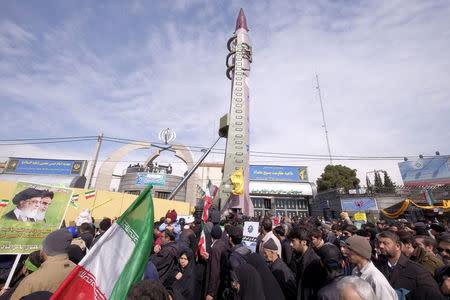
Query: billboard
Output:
[[398, 157, 450, 186], [4, 158, 87, 176], [0, 181, 72, 254], [249, 165, 308, 182], [341, 198, 378, 211], [136, 173, 166, 186]]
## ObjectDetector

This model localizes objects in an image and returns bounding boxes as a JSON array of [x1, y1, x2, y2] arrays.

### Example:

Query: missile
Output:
[[214, 9, 254, 216]]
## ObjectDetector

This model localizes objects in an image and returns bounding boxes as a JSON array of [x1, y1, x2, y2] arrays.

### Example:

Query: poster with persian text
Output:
[[0, 181, 72, 254]]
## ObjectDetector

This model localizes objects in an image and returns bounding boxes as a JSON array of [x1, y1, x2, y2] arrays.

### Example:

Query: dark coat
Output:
[[151, 241, 179, 286], [296, 247, 326, 300], [171, 249, 196, 300], [3, 209, 36, 222], [234, 263, 266, 300], [317, 270, 345, 300], [376, 254, 440, 292], [245, 253, 286, 300], [281, 238, 297, 274], [205, 239, 229, 299], [269, 257, 297, 300], [180, 228, 197, 255]]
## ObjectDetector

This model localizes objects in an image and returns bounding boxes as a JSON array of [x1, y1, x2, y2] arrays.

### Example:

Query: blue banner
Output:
[[398, 157, 450, 186], [341, 198, 378, 211], [249, 165, 308, 182], [136, 173, 166, 186], [4, 158, 87, 176]]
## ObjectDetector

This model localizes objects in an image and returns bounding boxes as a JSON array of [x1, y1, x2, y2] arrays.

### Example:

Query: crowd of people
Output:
[[1, 208, 450, 300]]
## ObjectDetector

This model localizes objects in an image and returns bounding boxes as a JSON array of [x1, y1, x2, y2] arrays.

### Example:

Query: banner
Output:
[[398, 157, 450, 186], [135, 173, 166, 186], [4, 158, 87, 176], [341, 198, 378, 211], [249, 165, 308, 182], [242, 221, 259, 253], [0, 181, 72, 254]]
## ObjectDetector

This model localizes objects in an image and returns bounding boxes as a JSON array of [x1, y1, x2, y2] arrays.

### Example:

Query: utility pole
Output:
[[85, 132, 103, 189], [315, 74, 333, 165]]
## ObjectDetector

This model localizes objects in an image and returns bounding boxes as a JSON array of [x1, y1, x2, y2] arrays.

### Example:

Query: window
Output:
[[155, 191, 170, 199]]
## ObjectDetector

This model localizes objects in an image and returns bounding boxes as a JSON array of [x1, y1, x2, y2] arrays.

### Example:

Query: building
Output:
[[196, 163, 316, 217], [118, 164, 186, 202]]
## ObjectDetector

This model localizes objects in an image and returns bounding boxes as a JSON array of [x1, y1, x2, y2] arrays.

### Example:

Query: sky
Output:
[[0, 0, 449, 188]]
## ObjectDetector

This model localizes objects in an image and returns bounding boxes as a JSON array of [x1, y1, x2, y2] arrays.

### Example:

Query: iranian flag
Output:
[[423, 189, 434, 206], [72, 194, 79, 202], [0, 200, 8, 207], [85, 190, 96, 199], [202, 180, 218, 223], [198, 224, 206, 257], [51, 185, 154, 300]]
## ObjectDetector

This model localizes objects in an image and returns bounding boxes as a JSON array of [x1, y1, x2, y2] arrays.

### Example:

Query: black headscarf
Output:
[[245, 253, 286, 300], [170, 248, 196, 300], [234, 263, 266, 300]]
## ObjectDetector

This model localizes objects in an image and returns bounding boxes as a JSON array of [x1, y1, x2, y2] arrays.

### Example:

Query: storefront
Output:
[[249, 165, 315, 218]]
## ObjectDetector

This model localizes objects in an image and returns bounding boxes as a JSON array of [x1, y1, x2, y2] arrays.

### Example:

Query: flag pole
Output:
[[168, 137, 221, 200], [4, 254, 21, 289]]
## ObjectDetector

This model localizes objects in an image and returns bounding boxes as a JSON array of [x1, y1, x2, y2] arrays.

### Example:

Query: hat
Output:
[[317, 244, 342, 267], [321, 223, 331, 230], [262, 238, 278, 252], [12, 188, 43, 206], [75, 208, 92, 227], [431, 224, 445, 233], [414, 222, 425, 228], [42, 228, 73, 256], [165, 210, 177, 224], [345, 235, 372, 260], [185, 215, 195, 224], [211, 225, 222, 240]]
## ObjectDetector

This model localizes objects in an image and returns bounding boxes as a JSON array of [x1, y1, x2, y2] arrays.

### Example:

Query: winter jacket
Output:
[[269, 257, 297, 300], [205, 239, 229, 299], [411, 246, 444, 276], [376, 254, 439, 292], [10, 254, 76, 300], [296, 247, 326, 300], [151, 241, 179, 286]]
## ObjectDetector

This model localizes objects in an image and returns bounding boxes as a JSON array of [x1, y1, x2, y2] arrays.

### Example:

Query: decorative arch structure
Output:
[[95, 141, 199, 206], [95, 142, 151, 191]]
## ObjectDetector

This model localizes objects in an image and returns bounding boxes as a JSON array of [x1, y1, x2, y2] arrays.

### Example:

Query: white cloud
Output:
[[0, 0, 449, 188]]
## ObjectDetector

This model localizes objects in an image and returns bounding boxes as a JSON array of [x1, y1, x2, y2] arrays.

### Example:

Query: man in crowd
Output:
[[273, 225, 296, 273], [228, 225, 251, 269], [3, 188, 42, 222], [263, 238, 297, 300], [336, 276, 376, 300], [11, 228, 76, 300], [376, 230, 439, 291], [437, 233, 450, 265], [397, 230, 444, 275], [311, 228, 325, 252], [288, 226, 325, 300], [345, 235, 397, 300], [316, 244, 345, 300], [415, 235, 438, 256], [35, 190, 53, 222], [321, 223, 336, 244], [342, 224, 357, 238], [258, 218, 282, 258], [205, 225, 229, 300], [150, 229, 179, 286], [92, 217, 111, 246]]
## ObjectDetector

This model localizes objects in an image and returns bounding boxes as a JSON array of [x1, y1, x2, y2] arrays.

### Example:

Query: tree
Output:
[[366, 175, 373, 193], [383, 171, 395, 192], [374, 170, 383, 193], [316, 164, 360, 192]]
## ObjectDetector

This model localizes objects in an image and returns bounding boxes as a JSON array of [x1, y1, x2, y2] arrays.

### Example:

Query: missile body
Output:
[[214, 9, 254, 216]]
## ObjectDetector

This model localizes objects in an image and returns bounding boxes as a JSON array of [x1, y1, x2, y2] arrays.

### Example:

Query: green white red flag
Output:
[[51, 185, 154, 300], [202, 180, 218, 223], [85, 190, 96, 199], [423, 189, 434, 206], [0, 200, 8, 207], [198, 224, 207, 257]]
